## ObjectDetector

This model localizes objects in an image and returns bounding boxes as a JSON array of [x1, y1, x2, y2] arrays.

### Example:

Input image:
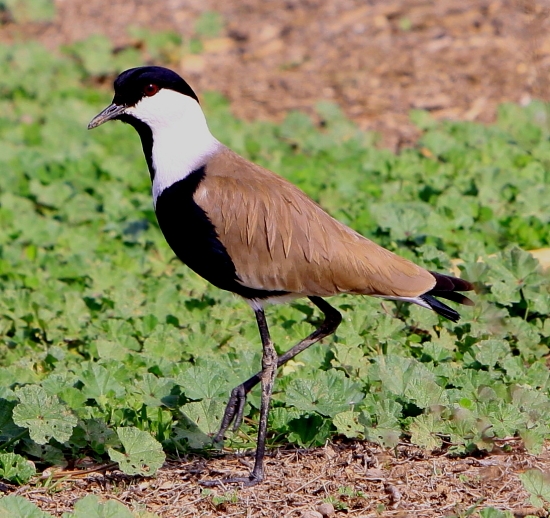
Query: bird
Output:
[[88, 66, 474, 486]]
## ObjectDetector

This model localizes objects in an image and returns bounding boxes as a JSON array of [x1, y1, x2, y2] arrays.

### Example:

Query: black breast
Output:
[[154, 167, 288, 300]]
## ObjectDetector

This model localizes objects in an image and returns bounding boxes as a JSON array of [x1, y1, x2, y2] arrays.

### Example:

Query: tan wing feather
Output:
[[194, 147, 436, 298]]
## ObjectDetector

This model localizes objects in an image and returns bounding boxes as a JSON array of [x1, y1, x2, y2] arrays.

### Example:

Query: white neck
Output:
[[125, 89, 222, 204]]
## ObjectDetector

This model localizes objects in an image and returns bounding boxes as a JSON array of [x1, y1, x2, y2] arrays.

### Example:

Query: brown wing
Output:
[[194, 147, 436, 298]]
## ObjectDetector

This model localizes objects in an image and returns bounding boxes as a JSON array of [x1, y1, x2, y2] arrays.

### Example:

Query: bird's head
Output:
[[88, 66, 201, 131]]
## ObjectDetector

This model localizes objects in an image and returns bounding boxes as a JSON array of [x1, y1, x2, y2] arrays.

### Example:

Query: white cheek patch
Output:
[[126, 90, 222, 204], [125, 90, 184, 127]]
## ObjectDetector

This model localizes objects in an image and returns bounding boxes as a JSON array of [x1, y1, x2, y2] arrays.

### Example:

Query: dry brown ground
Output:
[[4, 0, 550, 149], [8, 442, 550, 517], [2, 0, 550, 516]]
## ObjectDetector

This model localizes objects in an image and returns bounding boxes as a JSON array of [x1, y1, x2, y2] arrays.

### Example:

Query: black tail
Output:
[[419, 272, 475, 323]]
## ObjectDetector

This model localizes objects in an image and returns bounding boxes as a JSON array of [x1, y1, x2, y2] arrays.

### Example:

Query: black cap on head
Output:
[[112, 66, 199, 107]]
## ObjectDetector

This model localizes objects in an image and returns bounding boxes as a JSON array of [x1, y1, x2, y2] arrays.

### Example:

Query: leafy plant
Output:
[[0, 495, 52, 518], [194, 11, 224, 38], [1, 0, 55, 22], [67, 495, 136, 518], [518, 469, 550, 509], [0, 494, 162, 517], [0, 33, 548, 490], [0, 453, 35, 483], [201, 488, 238, 510], [107, 428, 165, 476]]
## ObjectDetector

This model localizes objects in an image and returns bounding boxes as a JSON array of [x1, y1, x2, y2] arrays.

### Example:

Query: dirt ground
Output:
[[6, 442, 549, 517], [2, 0, 550, 516]]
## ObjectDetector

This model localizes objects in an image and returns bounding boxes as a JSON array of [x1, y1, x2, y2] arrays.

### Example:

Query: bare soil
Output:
[[2, 0, 550, 516], [9, 441, 550, 517]]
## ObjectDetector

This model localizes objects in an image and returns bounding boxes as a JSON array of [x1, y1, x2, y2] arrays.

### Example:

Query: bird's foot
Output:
[[214, 383, 248, 442], [199, 472, 263, 488]]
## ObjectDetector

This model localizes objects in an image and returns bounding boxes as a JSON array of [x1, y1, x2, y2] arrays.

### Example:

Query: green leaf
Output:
[[67, 495, 134, 518], [487, 401, 524, 437], [194, 11, 224, 38], [520, 428, 545, 455], [409, 414, 443, 450], [176, 363, 229, 401], [21, 443, 65, 466], [0, 399, 25, 442], [410, 109, 437, 130], [173, 416, 212, 450], [331, 343, 370, 378], [0, 495, 53, 518], [180, 399, 224, 437], [80, 363, 126, 404], [83, 419, 118, 455], [269, 407, 303, 433], [286, 370, 363, 417], [486, 246, 543, 306], [108, 427, 165, 476], [333, 411, 363, 439], [370, 202, 429, 241], [361, 396, 402, 448], [518, 469, 550, 508], [64, 35, 116, 77], [12, 386, 77, 445], [474, 339, 510, 367], [142, 325, 187, 361], [287, 414, 332, 447], [3, 0, 55, 23], [372, 355, 447, 408], [134, 374, 175, 408], [479, 508, 514, 518], [29, 179, 72, 209], [175, 362, 231, 437]]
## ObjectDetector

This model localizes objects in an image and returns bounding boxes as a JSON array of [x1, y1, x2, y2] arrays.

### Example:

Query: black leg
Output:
[[214, 296, 342, 442], [201, 307, 277, 487], [248, 308, 277, 483]]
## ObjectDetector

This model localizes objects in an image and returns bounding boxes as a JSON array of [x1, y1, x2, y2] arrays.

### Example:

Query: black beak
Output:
[[88, 103, 126, 129]]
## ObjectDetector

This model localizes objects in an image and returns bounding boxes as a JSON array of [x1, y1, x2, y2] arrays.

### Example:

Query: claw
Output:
[[232, 386, 247, 431], [215, 383, 248, 442]]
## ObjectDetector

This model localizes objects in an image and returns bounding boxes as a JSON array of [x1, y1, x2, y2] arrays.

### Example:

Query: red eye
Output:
[[143, 84, 159, 96]]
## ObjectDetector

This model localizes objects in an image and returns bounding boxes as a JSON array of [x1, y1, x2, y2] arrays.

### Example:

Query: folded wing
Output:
[[195, 148, 437, 299]]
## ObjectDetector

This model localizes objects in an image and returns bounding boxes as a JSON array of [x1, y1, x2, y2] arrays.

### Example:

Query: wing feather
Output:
[[194, 148, 436, 298]]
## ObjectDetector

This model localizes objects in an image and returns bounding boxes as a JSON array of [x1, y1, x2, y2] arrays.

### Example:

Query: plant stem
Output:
[[0, 429, 29, 450]]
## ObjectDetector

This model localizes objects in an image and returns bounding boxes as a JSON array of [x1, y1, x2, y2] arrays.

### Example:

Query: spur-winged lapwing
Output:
[[88, 66, 474, 486]]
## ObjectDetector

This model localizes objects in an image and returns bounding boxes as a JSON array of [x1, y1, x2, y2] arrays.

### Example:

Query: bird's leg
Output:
[[248, 307, 277, 483], [201, 307, 276, 486], [215, 297, 342, 442]]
